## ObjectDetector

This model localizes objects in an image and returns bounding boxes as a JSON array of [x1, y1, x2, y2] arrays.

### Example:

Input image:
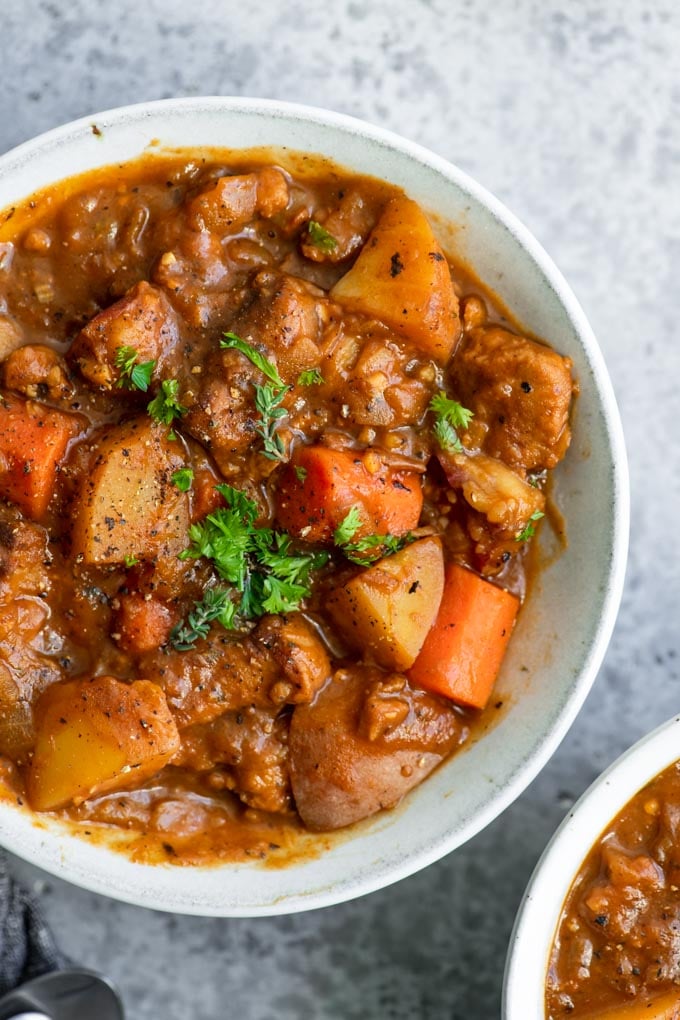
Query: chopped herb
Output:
[[333, 506, 411, 563], [123, 554, 139, 568], [294, 465, 307, 482], [171, 468, 194, 492], [297, 368, 324, 387], [307, 220, 338, 253], [114, 346, 155, 392], [147, 379, 188, 429], [429, 392, 474, 430], [219, 333, 290, 460], [169, 587, 238, 651], [173, 484, 328, 646], [433, 418, 464, 454], [515, 510, 545, 543], [341, 532, 411, 565], [220, 332, 284, 388], [253, 382, 289, 461], [429, 391, 473, 453], [333, 506, 363, 546]]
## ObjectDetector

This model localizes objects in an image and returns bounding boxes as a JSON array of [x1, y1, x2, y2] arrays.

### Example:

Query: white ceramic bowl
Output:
[[503, 714, 680, 1018], [0, 97, 628, 915]]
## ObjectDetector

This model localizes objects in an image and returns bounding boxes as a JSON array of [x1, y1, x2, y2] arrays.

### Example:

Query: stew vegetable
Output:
[[0, 150, 574, 863]]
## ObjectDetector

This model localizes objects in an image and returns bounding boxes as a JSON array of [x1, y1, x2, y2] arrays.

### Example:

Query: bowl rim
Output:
[[502, 714, 680, 1018], [0, 96, 629, 914]]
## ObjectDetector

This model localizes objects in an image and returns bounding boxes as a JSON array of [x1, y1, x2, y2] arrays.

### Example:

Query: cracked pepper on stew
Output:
[[0, 151, 574, 862], [547, 763, 680, 1019]]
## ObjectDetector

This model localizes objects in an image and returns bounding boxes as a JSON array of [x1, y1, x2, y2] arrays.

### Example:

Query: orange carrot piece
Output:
[[275, 445, 423, 543], [408, 563, 520, 710], [0, 392, 81, 519]]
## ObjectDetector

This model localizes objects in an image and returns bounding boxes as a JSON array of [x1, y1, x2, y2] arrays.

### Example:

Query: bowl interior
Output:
[[0, 98, 628, 915], [503, 715, 680, 1019]]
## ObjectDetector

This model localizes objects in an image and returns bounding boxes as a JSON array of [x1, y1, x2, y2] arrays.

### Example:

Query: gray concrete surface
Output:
[[1, 1, 679, 1016]]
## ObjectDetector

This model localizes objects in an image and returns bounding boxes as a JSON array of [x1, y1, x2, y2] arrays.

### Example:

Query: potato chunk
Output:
[[326, 536, 444, 670], [27, 676, 180, 811], [71, 417, 190, 566], [330, 196, 460, 362], [289, 666, 466, 830]]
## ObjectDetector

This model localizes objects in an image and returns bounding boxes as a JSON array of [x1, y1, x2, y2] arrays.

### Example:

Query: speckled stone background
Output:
[[1, 1, 679, 1017]]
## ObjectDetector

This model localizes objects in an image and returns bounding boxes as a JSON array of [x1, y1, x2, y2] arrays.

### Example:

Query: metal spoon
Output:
[[0, 969, 124, 1020]]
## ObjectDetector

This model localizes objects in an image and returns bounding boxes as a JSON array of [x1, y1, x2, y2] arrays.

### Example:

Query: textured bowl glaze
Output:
[[503, 715, 680, 1018], [0, 98, 628, 915]]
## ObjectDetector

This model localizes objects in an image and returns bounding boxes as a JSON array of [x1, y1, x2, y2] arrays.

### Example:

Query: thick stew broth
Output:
[[0, 150, 574, 864]]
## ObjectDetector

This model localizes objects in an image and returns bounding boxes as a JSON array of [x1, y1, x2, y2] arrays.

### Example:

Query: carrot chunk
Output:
[[408, 562, 519, 710], [0, 392, 81, 519], [275, 445, 423, 543]]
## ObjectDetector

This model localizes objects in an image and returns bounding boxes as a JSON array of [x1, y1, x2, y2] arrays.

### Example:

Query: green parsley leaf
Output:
[[429, 391, 473, 453], [294, 465, 307, 482], [171, 468, 194, 492], [147, 378, 188, 429], [333, 506, 411, 563], [433, 418, 464, 454], [123, 554, 139, 568], [219, 333, 291, 461], [297, 368, 324, 387], [515, 510, 545, 543], [214, 483, 258, 524], [343, 533, 411, 565], [333, 506, 363, 546], [169, 587, 238, 651], [429, 392, 474, 430], [253, 382, 289, 462], [307, 220, 338, 254], [174, 484, 329, 647], [220, 332, 284, 388], [114, 346, 156, 392]]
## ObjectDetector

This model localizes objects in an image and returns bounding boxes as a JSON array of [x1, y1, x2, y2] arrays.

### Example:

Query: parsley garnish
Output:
[[294, 465, 307, 482], [220, 332, 285, 388], [114, 346, 155, 392], [173, 484, 328, 645], [171, 468, 193, 492], [433, 418, 463, 454], [297, 368, 324, 387], [307, 220, 338, 253], [341, 533, 411, 565], [254, 382, 289, 461], [123, 554, 139, 568], [219, 333, 289, 461], [430, 391, 473, 453], [333, 506, 363, 546], [169, 587, 237, 651], [147, 379, 187, 434], [515, 510, 545, 543], [333, 506, 411, 564]]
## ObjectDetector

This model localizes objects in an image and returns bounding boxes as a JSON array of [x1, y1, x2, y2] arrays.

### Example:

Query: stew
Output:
[[547, 762, 680, 1018], [0, 149, 574, 863]]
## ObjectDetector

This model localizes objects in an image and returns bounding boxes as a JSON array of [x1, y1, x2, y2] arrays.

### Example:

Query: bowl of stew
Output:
[[0, 97, 627, 914], [504, 716, 680, 1019]]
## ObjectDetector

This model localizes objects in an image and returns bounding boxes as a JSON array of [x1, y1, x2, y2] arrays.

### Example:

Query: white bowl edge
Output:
[[502, 714, 680, 1019]]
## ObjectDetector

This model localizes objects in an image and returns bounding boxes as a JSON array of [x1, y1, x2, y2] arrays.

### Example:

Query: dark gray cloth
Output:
[[0, 853, 65, 997]]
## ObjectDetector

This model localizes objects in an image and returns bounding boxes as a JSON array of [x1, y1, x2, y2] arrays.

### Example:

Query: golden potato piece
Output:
[[27, 675, 180, 811], [326, 536, 445, 671], [330, 196, 460, 362], [71, 416, 190, 566]]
